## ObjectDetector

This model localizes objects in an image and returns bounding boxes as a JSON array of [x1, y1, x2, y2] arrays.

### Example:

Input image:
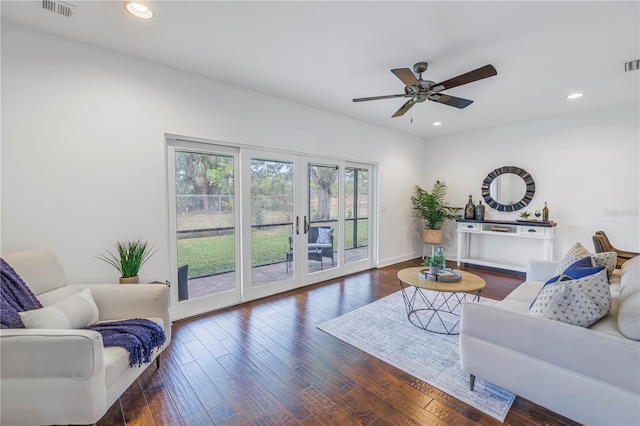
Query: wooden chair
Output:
[[592, 230, 639, 268]]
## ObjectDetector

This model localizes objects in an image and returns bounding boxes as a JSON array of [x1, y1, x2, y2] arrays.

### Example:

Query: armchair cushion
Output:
[[315, 227, 333, 245], [19, 288, 99, 329]]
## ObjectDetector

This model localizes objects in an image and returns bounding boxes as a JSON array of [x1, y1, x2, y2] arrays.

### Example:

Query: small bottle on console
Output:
[[464, 195, 475, 219], [542, 202, 549, 222], [474, 200, 485, 220]]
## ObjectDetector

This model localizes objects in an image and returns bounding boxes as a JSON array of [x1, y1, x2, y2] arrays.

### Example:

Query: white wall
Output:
[[1, 21, 424, 282], [422, 104, 640, 260]]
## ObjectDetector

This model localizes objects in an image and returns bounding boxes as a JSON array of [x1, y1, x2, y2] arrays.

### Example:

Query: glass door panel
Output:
[[345, 166, 370, 264], [167, 141, 241, 320], [175, 151, 237, 297], [250, 158, 294, 287], [307, 163, 339, 273]]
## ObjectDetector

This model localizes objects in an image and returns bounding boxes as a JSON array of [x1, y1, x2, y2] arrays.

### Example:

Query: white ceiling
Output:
[[2, 1, 639, 138]]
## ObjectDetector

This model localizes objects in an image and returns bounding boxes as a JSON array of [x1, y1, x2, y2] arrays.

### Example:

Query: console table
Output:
[[456, 219, 557, 272]]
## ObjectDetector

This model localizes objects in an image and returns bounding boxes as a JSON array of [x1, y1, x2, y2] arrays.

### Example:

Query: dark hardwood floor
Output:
[[96, 259, 579, 425]]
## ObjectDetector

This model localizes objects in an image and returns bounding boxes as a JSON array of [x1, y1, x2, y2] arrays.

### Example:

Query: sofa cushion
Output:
[[554, 242, 616, 276], [529, 268, 611, 327], [19, 288, 99, 329], [618, 256, 640, 340], [1, 248, 68, 295]]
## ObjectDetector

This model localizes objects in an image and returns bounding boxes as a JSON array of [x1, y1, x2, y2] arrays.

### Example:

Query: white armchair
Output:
[[0, 248, 171, 425]]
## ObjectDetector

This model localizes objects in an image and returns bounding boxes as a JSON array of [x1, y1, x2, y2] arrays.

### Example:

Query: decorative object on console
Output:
[[481, 166, 535, 212], [474, 200, 485, 220], [542, 202, 549, 221], [464, 195, 475, 219], [410, 181, 462, 245], [519, 210, 531, 220], [96, 239, 156, 284]]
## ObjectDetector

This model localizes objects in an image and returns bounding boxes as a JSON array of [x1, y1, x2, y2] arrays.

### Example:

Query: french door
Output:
[[167, 139, 374, 319]]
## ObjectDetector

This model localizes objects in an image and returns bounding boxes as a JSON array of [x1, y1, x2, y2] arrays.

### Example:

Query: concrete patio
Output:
[[183, 246, 368, 300]]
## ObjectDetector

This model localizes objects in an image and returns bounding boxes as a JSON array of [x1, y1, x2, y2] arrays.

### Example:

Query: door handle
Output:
[[304, 216, 309, 234], [296, 216, 300, 235]]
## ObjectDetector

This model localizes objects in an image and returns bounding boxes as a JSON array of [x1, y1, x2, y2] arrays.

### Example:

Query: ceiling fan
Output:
[[353, 62, 497, 118]]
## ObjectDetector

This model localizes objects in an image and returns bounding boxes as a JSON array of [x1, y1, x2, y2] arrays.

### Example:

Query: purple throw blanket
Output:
[[1, 258, 42, 328], [88, 319, 166, 367], [1, 258, 165, 367]]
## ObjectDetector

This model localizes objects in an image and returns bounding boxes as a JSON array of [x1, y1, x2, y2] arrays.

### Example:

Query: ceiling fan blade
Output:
[[352, 94, 407, 102], [391, 68, 419, 87], [428, 93, 474, 109], [433, 64, 497, 91], [391, 98, 416, 117]]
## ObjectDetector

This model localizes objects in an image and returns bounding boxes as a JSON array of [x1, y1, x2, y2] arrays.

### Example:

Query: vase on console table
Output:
[[474, 200, 485, 220], [464, 195, 475, 219]]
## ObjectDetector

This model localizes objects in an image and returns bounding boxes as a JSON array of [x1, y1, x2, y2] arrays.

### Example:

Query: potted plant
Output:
[[97, 239, 156, 284], [423, 252, 445, 274], [410, 181, 462, 245]]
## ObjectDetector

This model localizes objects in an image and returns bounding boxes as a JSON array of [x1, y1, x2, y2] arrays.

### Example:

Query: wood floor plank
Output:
[[142, 383, 185, 426], [155, 350, 214, 425], [119, 378, 155, 426], [298, 385, 361, 425], [184, 337, 265, 424]]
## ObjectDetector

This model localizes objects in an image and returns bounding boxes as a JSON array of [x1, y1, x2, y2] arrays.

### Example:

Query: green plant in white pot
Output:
[[423, 252, 445, 274], [410, 181, 462, 245], [97, 240, 156, 284]]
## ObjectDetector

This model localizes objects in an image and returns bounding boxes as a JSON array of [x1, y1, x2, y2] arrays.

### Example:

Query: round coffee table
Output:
[[397, 267, 486, 334]]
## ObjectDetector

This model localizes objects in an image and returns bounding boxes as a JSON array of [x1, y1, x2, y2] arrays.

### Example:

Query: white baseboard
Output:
[[376, 252, 420, 268]]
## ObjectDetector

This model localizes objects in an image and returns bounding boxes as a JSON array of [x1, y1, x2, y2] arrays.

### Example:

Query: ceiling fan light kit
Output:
[[353, 61, 497, 118]]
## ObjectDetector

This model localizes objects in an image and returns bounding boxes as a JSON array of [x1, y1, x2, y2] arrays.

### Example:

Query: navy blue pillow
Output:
[[544, 256, 603, 285]]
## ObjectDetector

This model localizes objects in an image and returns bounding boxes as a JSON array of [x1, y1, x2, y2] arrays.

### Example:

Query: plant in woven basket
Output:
[[97, 240, 156, 280], [411, 181, 462, 231]]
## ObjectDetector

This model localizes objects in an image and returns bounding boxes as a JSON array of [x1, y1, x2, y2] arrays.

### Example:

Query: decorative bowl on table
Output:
[[419, 269, 462, 282]]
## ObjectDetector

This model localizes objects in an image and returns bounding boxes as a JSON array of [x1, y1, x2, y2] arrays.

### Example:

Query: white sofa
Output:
[[0, 248, 172, 425], [460, 255, 640, 425]]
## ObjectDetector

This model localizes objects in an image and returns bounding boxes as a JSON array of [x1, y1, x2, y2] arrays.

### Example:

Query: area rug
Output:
[[317, 290, 515, 422]]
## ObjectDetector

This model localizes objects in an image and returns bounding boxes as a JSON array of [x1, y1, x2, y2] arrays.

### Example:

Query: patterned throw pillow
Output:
[[554, 242, 617, 276], [315, 228, 333, 245], [529, 268, 611, 327], [592, 251, 617, 276], [554, 243, 592, 275]]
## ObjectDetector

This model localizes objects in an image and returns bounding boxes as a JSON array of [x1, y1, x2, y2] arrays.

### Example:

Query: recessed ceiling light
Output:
[[432, 122, 443, 126], [124, 2, 154, 19], [566, 93, 584, 100]]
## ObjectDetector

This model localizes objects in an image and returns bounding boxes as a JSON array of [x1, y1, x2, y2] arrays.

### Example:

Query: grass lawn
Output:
[[178, 221, 368, 278]]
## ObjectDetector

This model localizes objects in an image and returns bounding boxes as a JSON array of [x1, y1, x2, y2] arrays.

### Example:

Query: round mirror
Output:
[[481, 166, 535, 212]]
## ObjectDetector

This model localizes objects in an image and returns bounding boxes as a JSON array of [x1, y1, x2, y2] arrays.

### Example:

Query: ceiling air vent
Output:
[[41, 0, 76, 18], [624, 59, 640, 73]]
